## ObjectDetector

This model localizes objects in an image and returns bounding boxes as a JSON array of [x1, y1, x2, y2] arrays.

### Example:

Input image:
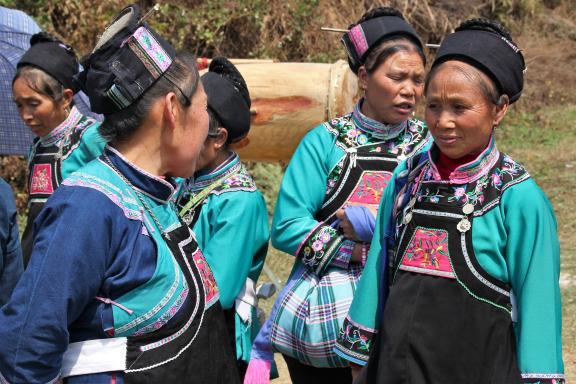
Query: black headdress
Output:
[[432, 19, 526, 103], [201, 57, 251, 143], [342, 10, 423, 74], [18, 32, 79, 92], [75, 4, 177, 114]]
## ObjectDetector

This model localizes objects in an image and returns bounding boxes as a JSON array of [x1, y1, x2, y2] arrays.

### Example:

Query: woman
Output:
[[245, 7, 429, 384], [351, 19, 564, 383], [0, 5, 239, 383], [13, 32, 105, 266], [178, 57, 270, 379], [0, 178, 22, 305]]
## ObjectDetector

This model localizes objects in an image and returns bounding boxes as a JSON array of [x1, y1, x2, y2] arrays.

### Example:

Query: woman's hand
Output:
[[336, 209, 360, 241]]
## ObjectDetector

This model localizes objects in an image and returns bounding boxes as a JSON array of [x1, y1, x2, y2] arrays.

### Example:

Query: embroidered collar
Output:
[[190, 152, 241, 192], [104, 145, 177, 203], [352, 98, 407, 140], [39, 106, 83, 146], [428, 136, 500, 184]]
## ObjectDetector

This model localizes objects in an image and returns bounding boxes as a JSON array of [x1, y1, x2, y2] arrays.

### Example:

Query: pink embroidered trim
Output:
[[95, 296, 134, 315], [428, 137, 499, 184], [348, 25, 369, 58], [132, 26, 172, 72]]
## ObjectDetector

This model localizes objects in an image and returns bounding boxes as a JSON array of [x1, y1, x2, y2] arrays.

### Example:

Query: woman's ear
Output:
[[357, 66, 369, 92], [493, 94, 509, 127], [163, 91, 180, 131], [213, 127, 229, 149], [61, 88, 74, 110]]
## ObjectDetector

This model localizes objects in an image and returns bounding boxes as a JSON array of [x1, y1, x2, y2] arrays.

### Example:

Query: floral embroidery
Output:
[[417, 154, 527, 211], [30, 164, 54, 195], [192, 250, 219, 307], [328, 113, 427, 156], [335, 317, 376, 363], [348, 171, 393, 206], [399, 227, 454, 279], [298, 225, 342, 274], [339, 323, 372, 352]]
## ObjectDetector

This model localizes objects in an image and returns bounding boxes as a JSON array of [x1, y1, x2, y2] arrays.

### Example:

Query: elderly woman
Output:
[[245, 7, 429, 384], [349, 19, 564, 383], [13, 32, 104, 265], [178, 57, 270, 379], [0, 5, 238, 383]]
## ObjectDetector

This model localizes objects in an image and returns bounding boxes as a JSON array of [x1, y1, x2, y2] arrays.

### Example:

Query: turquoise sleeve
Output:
[[61, 123, 106, 179], [271, 125, 345, 274], [502, 180, 565, 382], [197, 192, 270, 309]]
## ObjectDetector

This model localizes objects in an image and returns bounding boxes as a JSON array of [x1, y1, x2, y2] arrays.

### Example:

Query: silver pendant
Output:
[[397, 154, 407, 161], [462, 203, 474, 215], [457, 218, 471, 233], [407, 197, 416, 209], [403, 212, 413, 224]]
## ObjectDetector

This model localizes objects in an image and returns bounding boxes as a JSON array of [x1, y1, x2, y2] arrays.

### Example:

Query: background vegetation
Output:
[[0, 0, 574, 380]]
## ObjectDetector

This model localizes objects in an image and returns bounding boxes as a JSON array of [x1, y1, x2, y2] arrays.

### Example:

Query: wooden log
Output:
[[202, 60, 360, 162]]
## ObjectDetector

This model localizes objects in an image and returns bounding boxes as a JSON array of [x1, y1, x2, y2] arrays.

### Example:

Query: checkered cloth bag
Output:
[[270, 263, 363, 368]]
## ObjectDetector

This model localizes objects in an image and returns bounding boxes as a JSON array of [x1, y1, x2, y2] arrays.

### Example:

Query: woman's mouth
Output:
[[436, 135, 458, 145], [393, 102, 414, 115]]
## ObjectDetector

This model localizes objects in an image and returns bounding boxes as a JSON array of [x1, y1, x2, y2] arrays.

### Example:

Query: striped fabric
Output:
[[270, 263, 363, 368]]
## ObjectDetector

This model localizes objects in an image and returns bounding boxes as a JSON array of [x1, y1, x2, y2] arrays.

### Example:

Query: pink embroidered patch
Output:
[[30, 164, 54, 194], [192, 250, 218, 305], [399, 227, 455, 279], [348, 25, 369, 58], [349, 171, 392, 206]]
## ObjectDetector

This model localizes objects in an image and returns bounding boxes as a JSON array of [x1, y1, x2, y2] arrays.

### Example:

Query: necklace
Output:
[[102, 152, 170, 240]]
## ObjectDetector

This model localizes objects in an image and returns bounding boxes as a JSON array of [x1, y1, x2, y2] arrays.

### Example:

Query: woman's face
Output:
[[169, 82, 210, 178], [425, 61, 508, 159], [12, 77, 70, 138], [359, 50, 425, 124]]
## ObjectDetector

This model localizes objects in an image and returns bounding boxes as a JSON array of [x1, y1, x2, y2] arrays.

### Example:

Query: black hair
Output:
[[352, 7, 426, 73], [100, 51, 200, 143], [13, 66, 65, 101], [425, 18, 516, 105]]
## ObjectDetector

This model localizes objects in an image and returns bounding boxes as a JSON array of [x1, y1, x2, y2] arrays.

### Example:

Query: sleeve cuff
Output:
[[334, 316, 377, 365], [296, 224, 344, 275]]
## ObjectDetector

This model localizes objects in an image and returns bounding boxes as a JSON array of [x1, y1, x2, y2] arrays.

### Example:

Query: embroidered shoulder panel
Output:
[[417, 154, 530, 215], [62, 167, 143, 222], [210, 164, 258, 196], [60, 116, 100, 160], [325, 114, 428, 155]]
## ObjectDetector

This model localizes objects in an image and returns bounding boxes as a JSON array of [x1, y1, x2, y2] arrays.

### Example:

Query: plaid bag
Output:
[[270, 262, 363, 368]]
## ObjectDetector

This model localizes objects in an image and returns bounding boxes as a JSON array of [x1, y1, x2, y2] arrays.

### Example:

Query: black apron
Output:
[[365, 159, 523, 384], [63, 223, 240, 383], [22, 140, 64, 266]]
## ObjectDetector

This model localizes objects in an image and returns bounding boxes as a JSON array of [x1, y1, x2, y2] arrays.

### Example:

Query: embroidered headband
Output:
[[342, 15, 423, 74], [201, 57, 251, 143], [75, 4, 176, 114], [18, 32, 79, 92], [433, 28, 526, 103]]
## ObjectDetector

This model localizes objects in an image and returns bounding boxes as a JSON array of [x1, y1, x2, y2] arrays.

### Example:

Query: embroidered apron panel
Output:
[[398, 227, 454, 279]]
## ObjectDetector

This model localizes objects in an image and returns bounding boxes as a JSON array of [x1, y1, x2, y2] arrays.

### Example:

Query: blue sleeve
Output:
[[271, 125, 345, 274], [502, 180, 565, 382], [199, 192, 270, 309], [0, 187, 113, 383], [0, 179, 23, 306]]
